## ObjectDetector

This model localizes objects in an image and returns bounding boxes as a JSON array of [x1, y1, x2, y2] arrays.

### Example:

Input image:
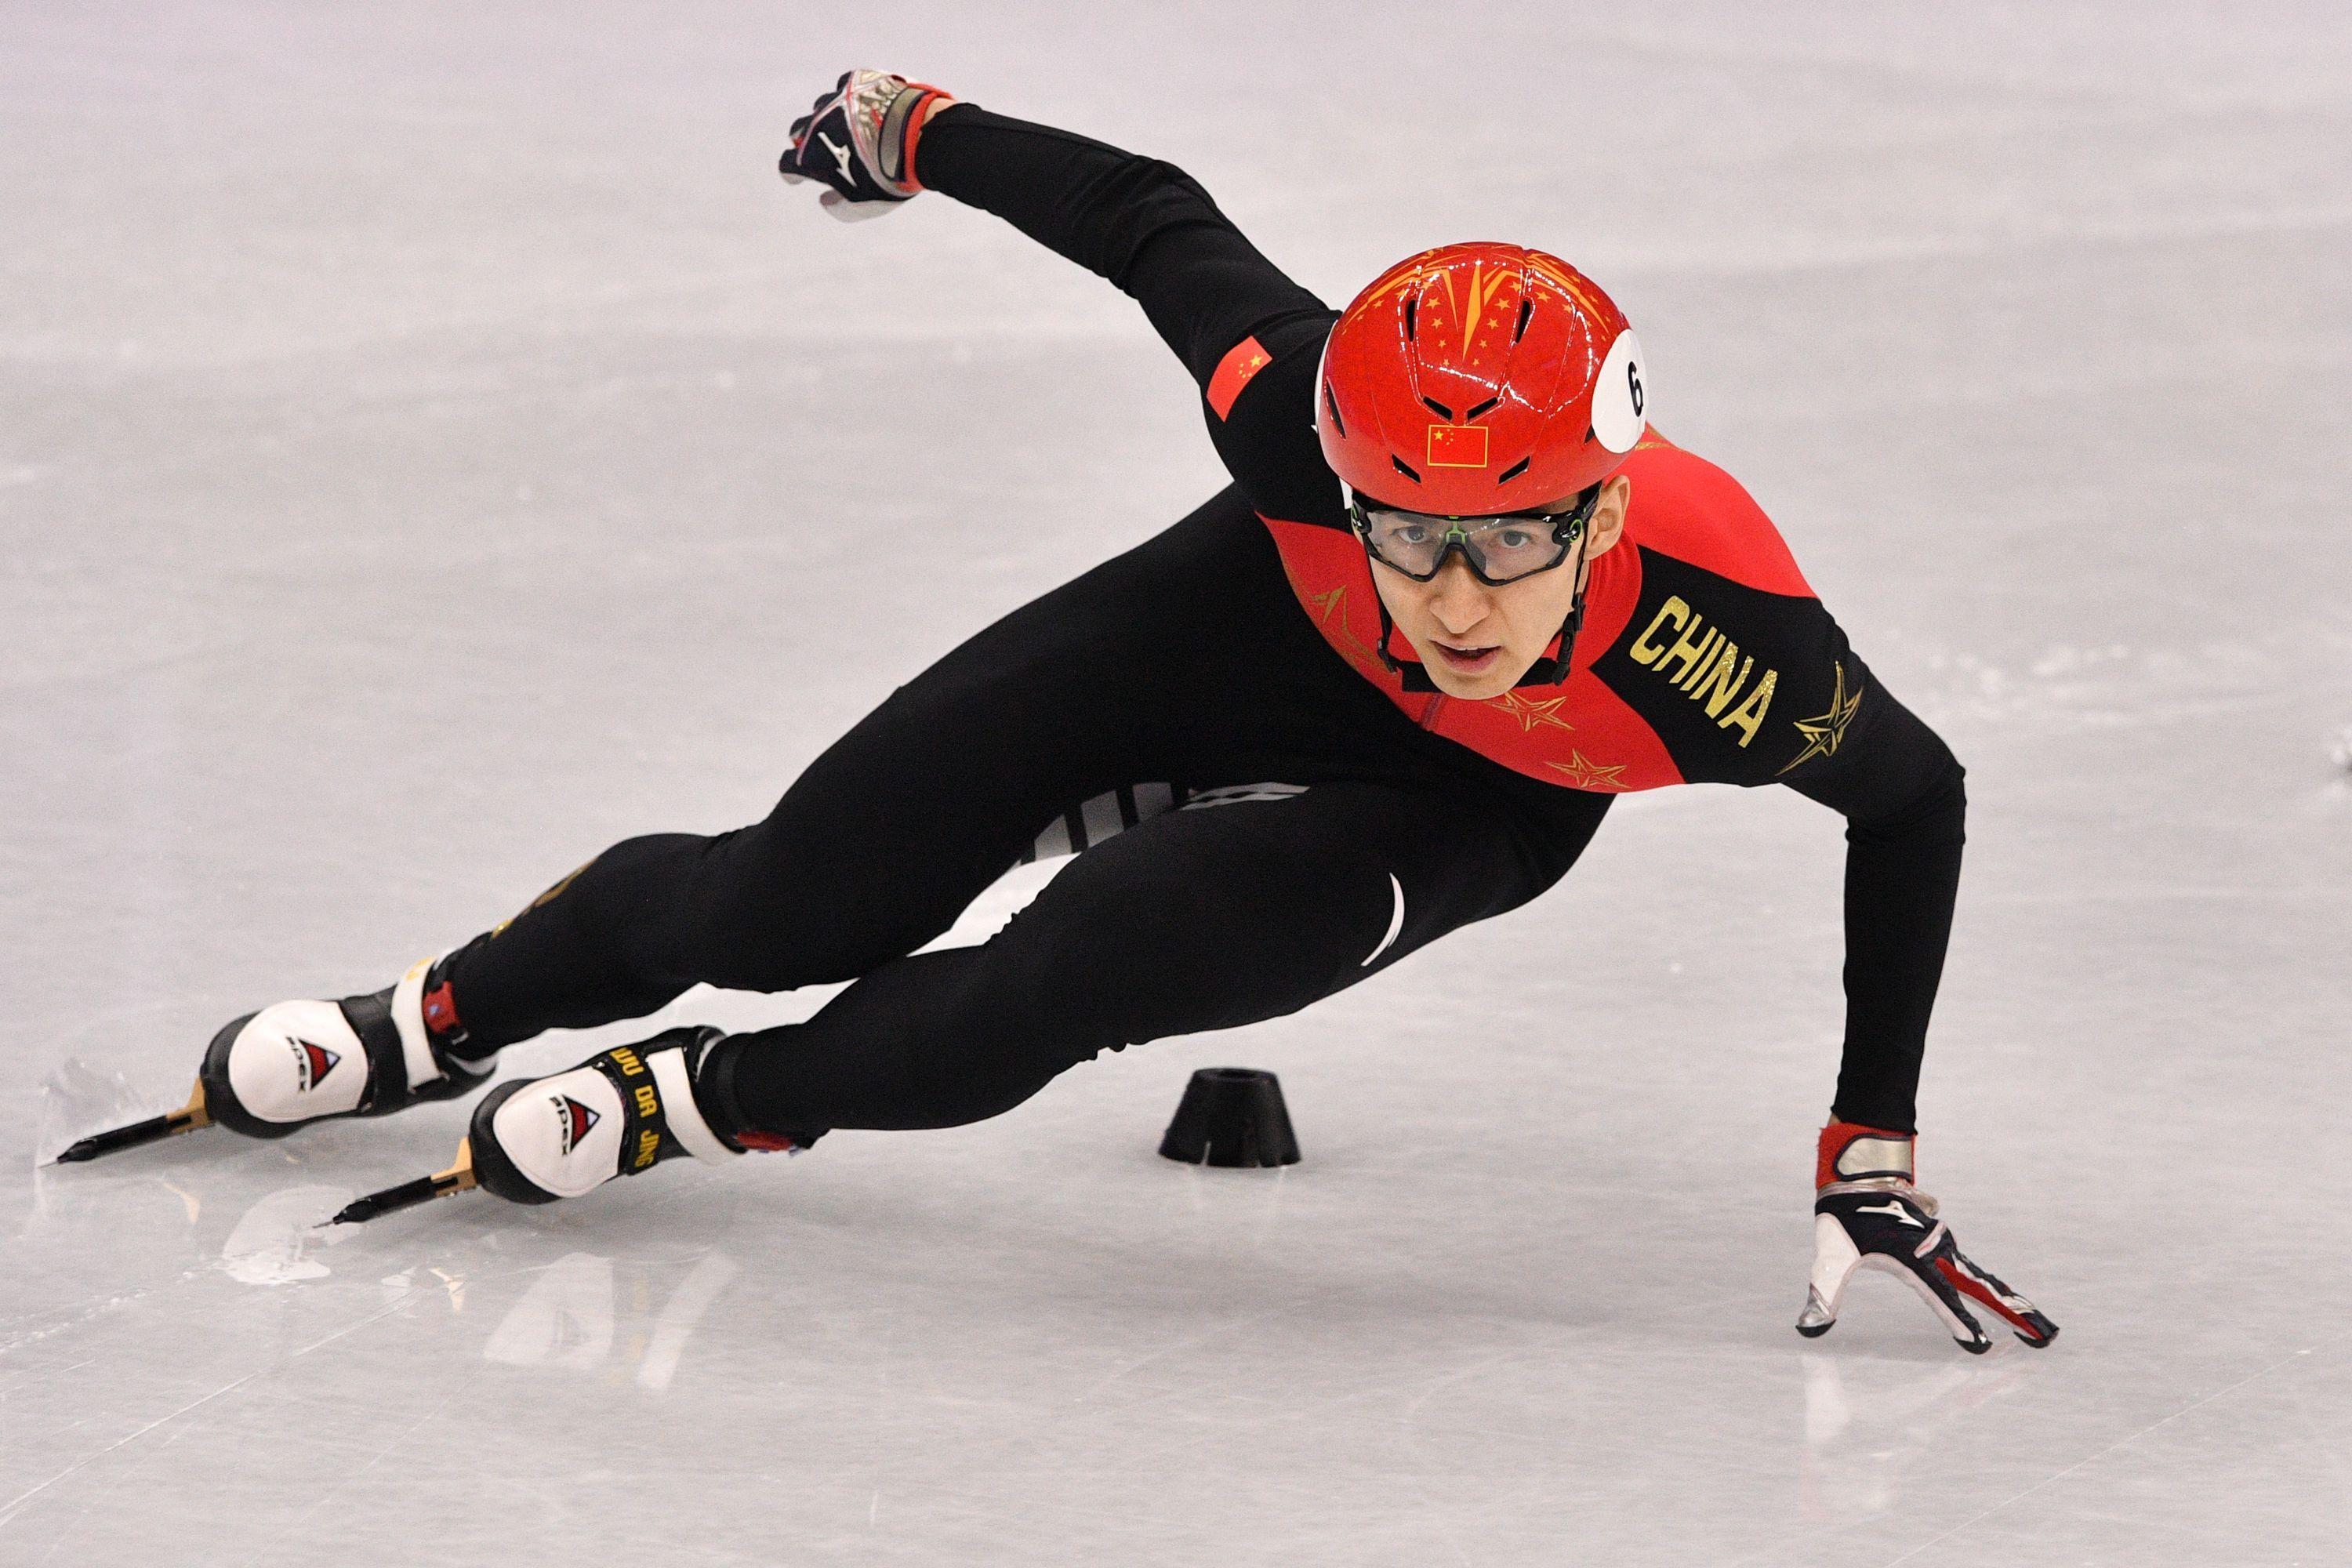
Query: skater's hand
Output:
[[780, 70, 955, 222], [1795, 1122, 2058, 1353]]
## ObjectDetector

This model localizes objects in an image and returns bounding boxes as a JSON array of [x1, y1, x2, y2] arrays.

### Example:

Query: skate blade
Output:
[[49, 1080, 212, 1164], [325, 1139, 478, 1226]]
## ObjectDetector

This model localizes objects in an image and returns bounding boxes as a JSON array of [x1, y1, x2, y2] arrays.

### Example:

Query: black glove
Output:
[[779, 70, 955, 222], [1796, 1121, 2059, 1354]]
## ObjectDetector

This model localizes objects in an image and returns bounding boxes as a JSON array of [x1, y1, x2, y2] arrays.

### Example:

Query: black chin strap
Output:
[[1525, 592, 1587, 686]]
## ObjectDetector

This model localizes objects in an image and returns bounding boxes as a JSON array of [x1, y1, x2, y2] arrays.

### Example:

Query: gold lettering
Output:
[[633, 1129, 659, 1169], [1721, 668, 1777, 746], [1653, 615, 1717, 686], [1635, 597, 1780, 742], [611, 1046, 644, 1076], [1675, 629, 1726, 691], [1629, 597, 1690, 666], [1696, 650, 1754, 717], [633, 1083, 659, 1117]]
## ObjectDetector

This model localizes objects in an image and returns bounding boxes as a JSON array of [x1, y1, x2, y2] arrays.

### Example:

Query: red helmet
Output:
[[1316, 242, 1646, 514]]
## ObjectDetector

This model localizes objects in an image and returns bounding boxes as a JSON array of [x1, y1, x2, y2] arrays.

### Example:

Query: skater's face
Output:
[[1368, 475, 1630, 699]]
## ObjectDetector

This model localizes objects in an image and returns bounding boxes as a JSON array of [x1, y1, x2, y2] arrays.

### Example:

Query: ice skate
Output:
[[194, 957, 494, 1139], [331, 1028, 785, 1223], [465, 1028, 781, 1205], [51, 958, 493, 1163]]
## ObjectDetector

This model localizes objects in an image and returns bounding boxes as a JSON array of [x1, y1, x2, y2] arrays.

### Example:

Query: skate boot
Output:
[[199, 957, 495, 1138], [467, 1028, 790, 1205]]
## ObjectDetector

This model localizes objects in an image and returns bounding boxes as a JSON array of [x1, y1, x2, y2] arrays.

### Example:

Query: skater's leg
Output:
[[432, 494, 1276, 1052], [451, 779, 1606, 1204], [719, 780, 1612, 1138], [154, 488, 1297, 1151]]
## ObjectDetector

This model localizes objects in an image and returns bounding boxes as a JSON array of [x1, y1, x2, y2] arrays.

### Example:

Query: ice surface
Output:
[[5, 3, 2350, 1564]]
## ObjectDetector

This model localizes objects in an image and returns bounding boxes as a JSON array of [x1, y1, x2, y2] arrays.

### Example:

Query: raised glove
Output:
[[779, 70, 954, 222], [1796, 1121, 2058, 1354]]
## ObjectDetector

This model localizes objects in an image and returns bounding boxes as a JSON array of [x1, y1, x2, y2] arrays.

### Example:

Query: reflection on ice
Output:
[[637, 1252, 740, 1392], [217, 1185, 354, 1284], [479, 1248, 739, 1389], [1801, 1350, 2031, 1518], [485, 1252, 616, 1367]]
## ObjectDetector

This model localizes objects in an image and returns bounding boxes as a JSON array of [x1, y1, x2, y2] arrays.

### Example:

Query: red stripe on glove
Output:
[[1816, 1120, 1915, 1189]]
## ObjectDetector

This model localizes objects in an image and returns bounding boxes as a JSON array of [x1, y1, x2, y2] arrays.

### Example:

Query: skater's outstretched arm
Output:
[[910, 106, 1331, 389], [1597, 445, 1961, 1137], [1776, 684, 1965, 1136], [780, 71, 1338, 519], [1771, 690, 2059, 1354]]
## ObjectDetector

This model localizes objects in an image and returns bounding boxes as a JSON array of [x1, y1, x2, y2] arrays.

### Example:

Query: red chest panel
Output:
[[1261, 517, 1676, 791], [1259, 436, 1809, 793]]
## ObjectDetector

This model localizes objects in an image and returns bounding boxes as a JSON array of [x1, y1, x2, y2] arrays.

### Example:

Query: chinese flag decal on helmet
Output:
[[1426, 423, 1490, 468], [1316, 242, 1646, 513]]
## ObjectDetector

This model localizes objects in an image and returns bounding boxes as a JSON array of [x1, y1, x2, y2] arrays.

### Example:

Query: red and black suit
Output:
[[430, 105, 1965, 1143]]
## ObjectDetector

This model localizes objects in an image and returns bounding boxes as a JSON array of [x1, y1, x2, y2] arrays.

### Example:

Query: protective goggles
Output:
[[1346, 485, 1599, 586]]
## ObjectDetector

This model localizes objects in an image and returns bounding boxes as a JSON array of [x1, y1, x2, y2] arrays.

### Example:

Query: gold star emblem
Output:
[[1307, 585, 1388, 678], [1777, 661, 1864, 775], [1548, 750, 1629, 790], [1488, 691, 1575, 733]]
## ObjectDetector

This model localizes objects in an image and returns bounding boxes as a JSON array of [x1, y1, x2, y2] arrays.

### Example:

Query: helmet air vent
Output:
[[1323, 379, 1345, 436], [1465, 396, 1499, 421], [1421, 396, 1454, 419], [1512, 297, 1534, 343], [1390, 455, 1421, 482], [1497, 456, 1530, 484], [1403, 297, 1417, 341]]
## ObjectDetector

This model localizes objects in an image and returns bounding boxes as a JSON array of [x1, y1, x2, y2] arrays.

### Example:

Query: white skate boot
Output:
[[467, 1028, 789, 1206], [198, 959, 494, 1138]]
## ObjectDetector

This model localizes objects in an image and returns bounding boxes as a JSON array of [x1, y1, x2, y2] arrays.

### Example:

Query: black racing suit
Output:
[[434, 107, 1965, 1141]]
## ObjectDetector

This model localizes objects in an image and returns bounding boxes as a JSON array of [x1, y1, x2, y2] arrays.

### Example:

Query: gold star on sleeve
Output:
[[1776, 660, 1864, 775]]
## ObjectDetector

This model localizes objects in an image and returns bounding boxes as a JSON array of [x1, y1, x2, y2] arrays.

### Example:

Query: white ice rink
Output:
[[6, 4, 2350, 1563]]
